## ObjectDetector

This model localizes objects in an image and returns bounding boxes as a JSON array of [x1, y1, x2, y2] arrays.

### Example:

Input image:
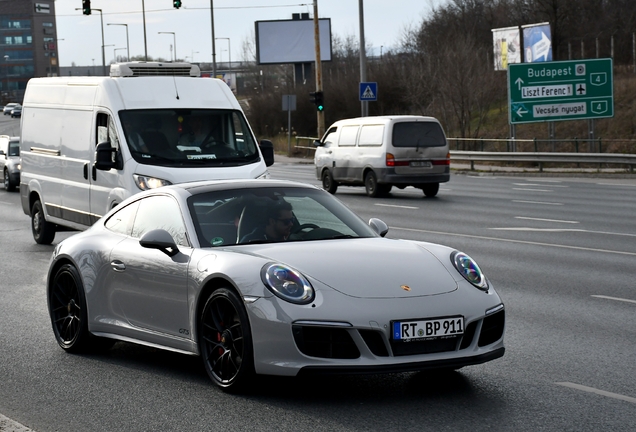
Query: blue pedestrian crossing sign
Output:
[[359, 82, 378, 101]]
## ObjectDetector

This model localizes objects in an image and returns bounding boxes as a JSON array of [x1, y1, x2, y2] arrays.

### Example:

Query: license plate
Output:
[[392, 316, 464, 341], [410, 161, 432, 168]]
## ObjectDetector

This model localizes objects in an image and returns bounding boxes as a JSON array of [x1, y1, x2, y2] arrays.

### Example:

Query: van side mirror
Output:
[[259, 139, 275, 167], [94, 141, 117, 170], [313, 139, 323, 147]]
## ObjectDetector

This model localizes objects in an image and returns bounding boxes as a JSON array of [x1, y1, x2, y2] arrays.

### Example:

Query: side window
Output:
[[105, 201, 140, 235], [358, 125, 384, 147], [96, 113, 121, 151], [131, 195, 189, 247], [321, 127, 338, 147], [338, 125, 359, 147]]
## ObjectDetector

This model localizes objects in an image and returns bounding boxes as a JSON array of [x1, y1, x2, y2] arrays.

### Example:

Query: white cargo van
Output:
[[20, 62, 274, 244], [314, 115, 449, 197]]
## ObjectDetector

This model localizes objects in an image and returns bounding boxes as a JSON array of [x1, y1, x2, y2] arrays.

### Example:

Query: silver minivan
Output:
[[314, 115, 450, 197]]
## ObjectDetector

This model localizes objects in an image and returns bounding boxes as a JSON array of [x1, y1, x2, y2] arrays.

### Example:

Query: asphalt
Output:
[[273, 153, 636, 178]]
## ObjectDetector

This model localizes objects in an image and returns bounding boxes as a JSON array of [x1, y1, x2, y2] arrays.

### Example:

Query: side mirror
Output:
[[368, 218, 389, 237], [313, 139, 323, 147], [94, 141, 117, 170], [139, 229, 179, 257], [259, 139, 275, 167]]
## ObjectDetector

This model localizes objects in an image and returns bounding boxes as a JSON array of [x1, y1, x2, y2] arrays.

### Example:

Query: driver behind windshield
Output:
[[240, 200, 294, 243]]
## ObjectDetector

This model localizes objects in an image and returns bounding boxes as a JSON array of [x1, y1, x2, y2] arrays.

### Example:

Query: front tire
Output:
[[199, 288, 254, 391], [3, 169, 15, 192], [31, 199, 56, 244], [321, 170, 338, 194]]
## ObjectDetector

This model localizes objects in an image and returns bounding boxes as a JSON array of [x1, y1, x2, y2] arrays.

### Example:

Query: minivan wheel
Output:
[[321, 170, 338, 194], [422, 183, 440, 198], [31, 199, 56, 244], [365, 171, 391, 197]]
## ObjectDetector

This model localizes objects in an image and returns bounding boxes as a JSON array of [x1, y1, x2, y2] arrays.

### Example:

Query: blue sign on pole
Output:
[[359, 82, 378, 101]]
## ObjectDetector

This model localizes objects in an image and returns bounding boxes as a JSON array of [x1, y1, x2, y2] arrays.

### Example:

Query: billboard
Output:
[[492, 26, 521, 71], [522, 22, 552, 63], [255, 19, 332, 64]]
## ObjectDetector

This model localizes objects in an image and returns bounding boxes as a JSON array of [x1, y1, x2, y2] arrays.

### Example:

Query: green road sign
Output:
[[508, 58, 613, 124]]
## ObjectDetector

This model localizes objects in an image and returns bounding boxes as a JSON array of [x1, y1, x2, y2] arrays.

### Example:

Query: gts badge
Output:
[[179, 328, 190, 336]]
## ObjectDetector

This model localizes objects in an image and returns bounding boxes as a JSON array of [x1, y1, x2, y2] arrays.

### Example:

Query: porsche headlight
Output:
[[451, 251, 489, 291], [261, 263, 314, 304], [133, 174, 172, 191]]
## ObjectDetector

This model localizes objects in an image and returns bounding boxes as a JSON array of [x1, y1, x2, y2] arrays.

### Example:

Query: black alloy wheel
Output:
[[49, 264, 91, 352], [199, 288, 254, 391]]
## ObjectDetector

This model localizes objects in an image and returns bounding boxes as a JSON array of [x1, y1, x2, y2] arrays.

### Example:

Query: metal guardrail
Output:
[[292, 136, 636, 173], [451, 151, 636, 172]]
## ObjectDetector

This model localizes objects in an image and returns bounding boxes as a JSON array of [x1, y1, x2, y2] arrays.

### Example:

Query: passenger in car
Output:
[[239, 200, 294, 243]]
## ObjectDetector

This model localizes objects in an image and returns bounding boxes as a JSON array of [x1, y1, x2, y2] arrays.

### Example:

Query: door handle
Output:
[[110, 260, 126, 272], [83, 163, 89, 180], [92, 165, 97, 181]]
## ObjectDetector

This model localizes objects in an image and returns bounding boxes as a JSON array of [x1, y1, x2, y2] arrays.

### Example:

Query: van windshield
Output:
[[392, 122, 446, 148], [119, 109, 260, 167]]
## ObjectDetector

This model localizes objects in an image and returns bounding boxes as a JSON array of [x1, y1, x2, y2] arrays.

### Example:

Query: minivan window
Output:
[[338, 125, 359, 147], [392, 122, 446, 148], [358, 125, 384, 146], [119, 109, 260, 167]]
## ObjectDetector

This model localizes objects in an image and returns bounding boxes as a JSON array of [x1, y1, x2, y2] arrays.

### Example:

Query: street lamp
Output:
[[3, 55, 9, 101], [158, 32, 177, 61], [215, 37, 231, 73], [191, 51, 199, 63], [108, 23, 129, 61], [76, 7, 106, 75]]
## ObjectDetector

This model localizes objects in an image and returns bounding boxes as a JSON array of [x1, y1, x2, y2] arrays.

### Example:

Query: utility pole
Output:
[[313, 0, 325, 137], [358, 0, 368, 117]]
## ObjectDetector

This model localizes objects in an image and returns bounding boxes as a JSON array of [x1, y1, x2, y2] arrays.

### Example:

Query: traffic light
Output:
[[173, 0, 182, 9], [310, 91, 324, 112], [82, 0, 91, 15]]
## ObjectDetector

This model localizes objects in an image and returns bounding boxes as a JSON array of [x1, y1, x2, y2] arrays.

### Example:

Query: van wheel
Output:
[[422, 183, 440, 198], [321, 170, 338, 194], [365, 171, 391, 197], [31, 199, 56, 245]]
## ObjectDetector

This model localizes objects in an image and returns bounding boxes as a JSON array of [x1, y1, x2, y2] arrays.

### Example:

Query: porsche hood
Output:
[[244, 238, 459, 298]]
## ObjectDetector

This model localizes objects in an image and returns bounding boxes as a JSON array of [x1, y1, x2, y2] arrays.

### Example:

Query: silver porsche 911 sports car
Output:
[[47, 179, 505, 391]]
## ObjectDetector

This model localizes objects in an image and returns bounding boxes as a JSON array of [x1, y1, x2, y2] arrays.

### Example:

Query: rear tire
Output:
[[422, 183, 440, 198], [365, 171, 391, 197], [31, 199, 56, 244], [321, 170, 338, 194]]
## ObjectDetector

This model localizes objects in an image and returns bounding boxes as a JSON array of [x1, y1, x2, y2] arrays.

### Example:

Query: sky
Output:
[[53, 0, 444, 67]]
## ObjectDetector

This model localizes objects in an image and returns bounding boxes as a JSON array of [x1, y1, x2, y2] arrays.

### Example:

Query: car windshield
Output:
[[119, 109, 260, 167], [188, 186, 378, 247], [8, 140, 19, 156]]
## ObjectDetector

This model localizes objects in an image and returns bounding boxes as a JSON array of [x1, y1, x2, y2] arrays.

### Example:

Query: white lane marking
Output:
[[392, 227, 636, 256], [513, 187, 553, 192], [0, 413, 33, 432], [489, 228, 636, 238], [515, 216, 579, 224], [591, 295, 636, 305], [374, 203, 419, 210], [0, 201, 14, 206], [597, 183, 636, 187], [555, 382, 636, 405], [513, 183, 569, 188], [523, 179, 563, 183], [513, 200, 563, 206]]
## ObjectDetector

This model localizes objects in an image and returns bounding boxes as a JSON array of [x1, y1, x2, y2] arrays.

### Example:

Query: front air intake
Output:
[[110, 62, 201, 77]]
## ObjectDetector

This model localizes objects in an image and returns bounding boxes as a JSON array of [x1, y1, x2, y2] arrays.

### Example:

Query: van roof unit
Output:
[[110, 62, 201, 78]]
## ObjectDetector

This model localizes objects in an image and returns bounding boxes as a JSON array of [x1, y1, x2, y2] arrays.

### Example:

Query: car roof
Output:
[[172, 179, 318, 195]]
